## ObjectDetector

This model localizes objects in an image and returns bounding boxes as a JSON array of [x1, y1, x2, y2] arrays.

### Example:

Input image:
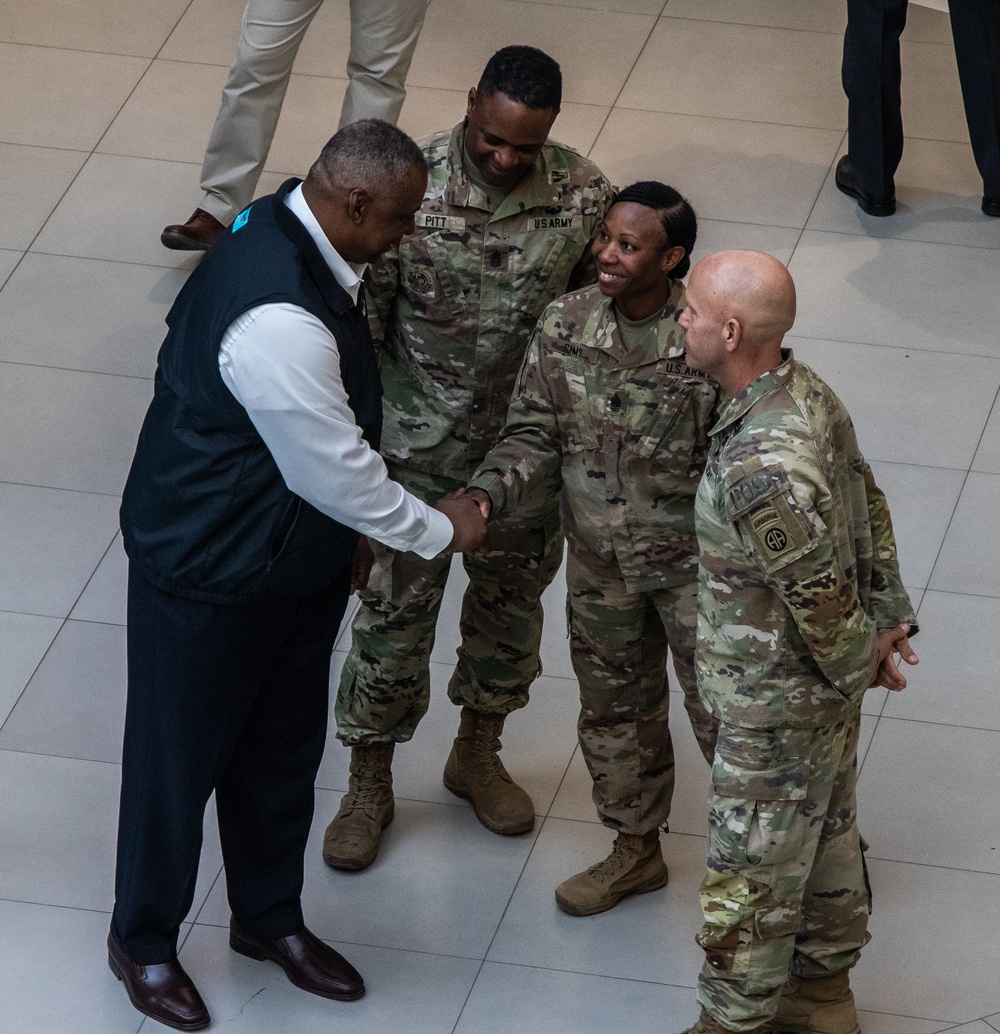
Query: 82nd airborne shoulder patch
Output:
[[741, 494, 812, 567], [725, 463, 813, 569]]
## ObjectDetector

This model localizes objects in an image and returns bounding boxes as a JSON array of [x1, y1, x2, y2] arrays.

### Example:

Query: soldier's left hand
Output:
[[870, 623, 919, 691]]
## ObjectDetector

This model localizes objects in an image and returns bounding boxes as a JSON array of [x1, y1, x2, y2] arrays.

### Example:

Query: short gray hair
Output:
[[308, 119, 426, 195]]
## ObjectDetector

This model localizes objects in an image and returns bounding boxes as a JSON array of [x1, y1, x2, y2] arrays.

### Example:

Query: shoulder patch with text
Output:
[[726, 465, 790, 518]]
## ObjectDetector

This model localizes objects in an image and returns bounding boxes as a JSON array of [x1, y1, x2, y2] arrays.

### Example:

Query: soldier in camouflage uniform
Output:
[[324, 46, 613, 871], [467, 182, 720, 916], [677, 250, 919, 1034]]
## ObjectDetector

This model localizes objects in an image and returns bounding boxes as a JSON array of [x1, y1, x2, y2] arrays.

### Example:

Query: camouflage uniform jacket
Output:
[[695, 351, 916, 731], [470, 282, 720, 593], [367, 122, 612, 482]]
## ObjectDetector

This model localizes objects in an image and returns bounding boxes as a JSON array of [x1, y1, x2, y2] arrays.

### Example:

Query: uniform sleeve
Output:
[[219, 303, 453, 559], [364, 245, 401, 350], [567, 172, 613, 292], [727, 454, 878, 699], [863, 463, 919, 633], [468, 325, 563, 517]]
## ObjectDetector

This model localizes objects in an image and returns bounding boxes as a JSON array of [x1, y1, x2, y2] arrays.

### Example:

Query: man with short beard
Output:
[[679, 250, 918, 1034]]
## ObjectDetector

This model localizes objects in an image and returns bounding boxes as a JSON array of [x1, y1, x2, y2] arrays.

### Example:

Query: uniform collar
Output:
[[711, 348, 796, 435], [580, 280, 688, 368], [442, 122, 565, 214]]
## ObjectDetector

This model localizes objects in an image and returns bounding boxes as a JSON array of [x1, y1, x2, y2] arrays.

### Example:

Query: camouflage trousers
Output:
[[335, 461, 563, 744], [566, 550, 718, 835], [696, 713, 871, 1031]]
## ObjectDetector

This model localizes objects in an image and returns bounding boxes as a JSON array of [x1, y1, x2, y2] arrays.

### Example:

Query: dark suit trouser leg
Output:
[[843, 0, 909, 198], [111, 568, 349, 965], [949, 0, 1000, 198]]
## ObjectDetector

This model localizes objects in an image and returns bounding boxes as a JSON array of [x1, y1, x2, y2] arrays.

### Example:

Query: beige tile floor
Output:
[[1, 0, 998, 1030]]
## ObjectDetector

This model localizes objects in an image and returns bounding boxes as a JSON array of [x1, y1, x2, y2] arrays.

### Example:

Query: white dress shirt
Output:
[[218, 184, 453, 559]]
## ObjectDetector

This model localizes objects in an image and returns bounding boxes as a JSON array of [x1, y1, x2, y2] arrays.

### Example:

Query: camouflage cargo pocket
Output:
[[560, 361, 600, 455], [710, 727, 810, 869], [399, 233, 468, 317], [631, 381, 692, 463], [510, 231, 581, 323]]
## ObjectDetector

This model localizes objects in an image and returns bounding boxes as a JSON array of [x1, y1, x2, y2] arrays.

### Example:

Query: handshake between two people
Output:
[[434, 487, 493, 554], [350, 487, 494, 594]]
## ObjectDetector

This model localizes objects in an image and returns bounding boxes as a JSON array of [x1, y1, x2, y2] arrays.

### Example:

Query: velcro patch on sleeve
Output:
[[725, 463, 791, 519], [741, 494, 812, 566]]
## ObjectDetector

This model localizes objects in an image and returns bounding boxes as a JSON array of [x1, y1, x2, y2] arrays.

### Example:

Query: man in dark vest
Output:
[[109, 119, 487, 1032]]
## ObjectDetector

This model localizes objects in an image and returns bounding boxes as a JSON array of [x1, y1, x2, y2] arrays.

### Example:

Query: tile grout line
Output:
[[22, 244, 198, 274], [864, 391, 1000, 744], [787, 128, 848, 269], [918, 384, 1000, 595], [0, 526, 117, 739], [9, 0, 199, 269], [0, 476, 123, 499], [0, 355, 155, 382], [446, 734, 597, 1034], [787, 331, 1000, 361], [581, 0, 671, 166]]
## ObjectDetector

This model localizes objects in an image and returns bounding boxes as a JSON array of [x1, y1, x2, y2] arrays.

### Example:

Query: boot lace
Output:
[[341, 781, 388, 818], [585, 836, 637, 885], [462, 716, 509, 783]]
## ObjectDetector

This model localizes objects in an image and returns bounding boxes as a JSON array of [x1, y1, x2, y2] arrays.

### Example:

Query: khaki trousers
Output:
[[200, 0, 429, 223]]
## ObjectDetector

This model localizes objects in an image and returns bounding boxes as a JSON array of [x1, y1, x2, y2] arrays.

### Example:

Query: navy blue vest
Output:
[[121, 179, 382, 603]]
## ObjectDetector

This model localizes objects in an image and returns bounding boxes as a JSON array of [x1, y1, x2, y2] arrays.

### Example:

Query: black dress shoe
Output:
[[835, 155, 896, 217], [161, 208, 226, 251], [983, 196, 1000, 217], [229, 918, 366, 1001], [107, 934, 209, 1032]]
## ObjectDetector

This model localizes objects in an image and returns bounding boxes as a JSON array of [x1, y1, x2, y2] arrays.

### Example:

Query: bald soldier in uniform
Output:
[[677, 251, 918, 1034]]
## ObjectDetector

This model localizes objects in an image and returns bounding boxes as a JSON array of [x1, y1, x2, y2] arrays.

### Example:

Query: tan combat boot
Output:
[[766, 971, 860, 1034], [554, 830, 667, 916], [322, 742, 394, 871], [442, 708, 534, 835], [681, 1007, 766, 1034]]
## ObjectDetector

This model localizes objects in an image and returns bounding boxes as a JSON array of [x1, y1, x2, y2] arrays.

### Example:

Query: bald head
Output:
[[679, 250, 796, 396], [693, 250, 796, 346]]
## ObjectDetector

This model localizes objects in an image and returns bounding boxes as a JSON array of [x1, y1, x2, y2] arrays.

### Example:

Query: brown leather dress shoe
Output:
[[107, 933, 209, 1031], [161, 208, 226, 251], [229, 918, 365, 1001]]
